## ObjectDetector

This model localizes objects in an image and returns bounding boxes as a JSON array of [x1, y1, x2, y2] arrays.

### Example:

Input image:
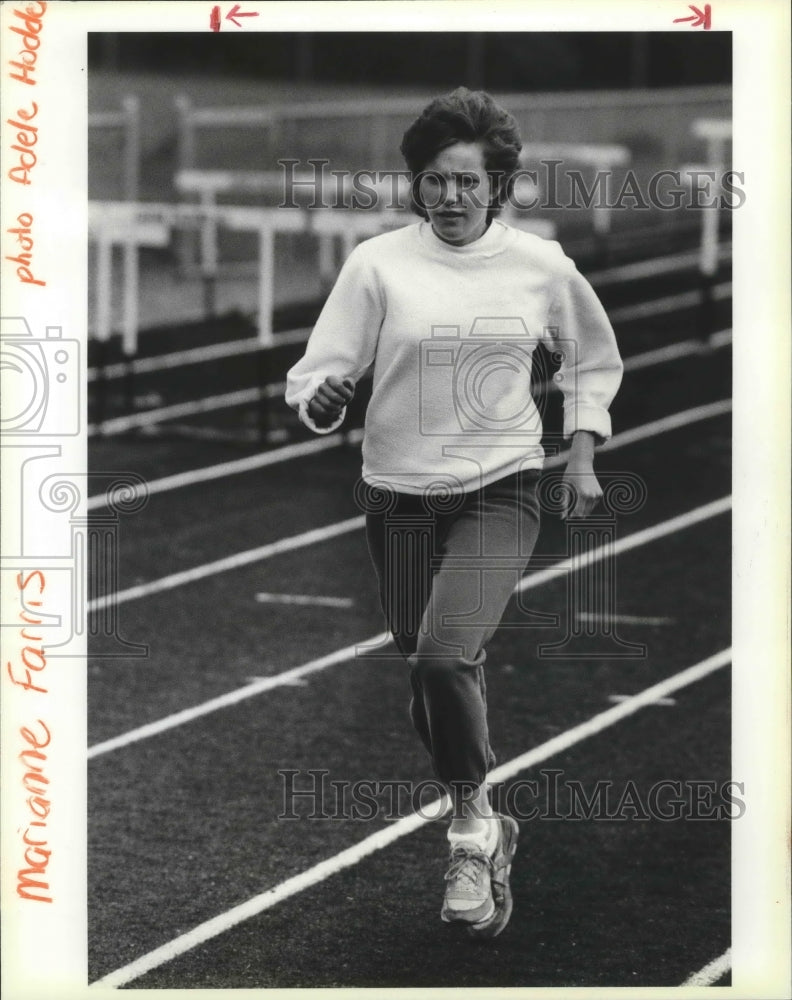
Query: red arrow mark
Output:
[[226, 4, 259, 27], [673, 3, 712, 29]]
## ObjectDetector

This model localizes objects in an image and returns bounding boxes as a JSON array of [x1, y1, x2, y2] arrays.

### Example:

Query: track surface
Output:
[[87, 237, 733, 989]]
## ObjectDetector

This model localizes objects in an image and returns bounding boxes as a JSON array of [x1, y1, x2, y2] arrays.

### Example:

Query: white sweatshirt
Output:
[[286, 219, 623, 494]]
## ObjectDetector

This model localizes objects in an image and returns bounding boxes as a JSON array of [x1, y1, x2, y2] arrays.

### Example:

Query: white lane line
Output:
[[86, 516, 365, 614], [85, 432, 361, 511], [87, 380, 286, 436], [87, 632, 390, 760], [87, 324, 729, 440], [577, 613, 674, 625], [87, 403, 732, 613], [608, 694, 676, 706], [622, 329, 731, 373], [88, 386, 261, 436], [85, 320, 731, 509], [91, 647, 731, 989], [559, 398, 731, 464], [87, 328, 313, 382], [681, 947, 732, 986], [87, 495, 731, 759], [255, 593, 354, 608], [136, 423, 289, 444], [247, 675, 307, 687], [535, 330, 729, 399], [86, 248, 732, 383], [86, 292, 731, 439], [609, 282, 731, 323], [513, 496, 730, 597], [89, 337, 262, 383], [487, 649, 730, 783], [587, 244, 731, 286]]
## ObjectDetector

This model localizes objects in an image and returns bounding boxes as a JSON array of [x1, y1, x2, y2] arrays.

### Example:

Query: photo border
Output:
[[1, 2, 789, 998]]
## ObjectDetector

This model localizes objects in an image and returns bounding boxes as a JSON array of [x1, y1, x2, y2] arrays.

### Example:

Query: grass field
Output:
[[85, 217, 735, 988]]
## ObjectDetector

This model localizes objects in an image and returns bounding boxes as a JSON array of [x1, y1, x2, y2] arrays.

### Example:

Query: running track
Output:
[[88, 246, 736, 989]]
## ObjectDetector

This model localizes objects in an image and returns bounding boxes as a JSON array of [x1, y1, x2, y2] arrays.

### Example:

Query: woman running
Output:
[[286, 87, 623, 938]]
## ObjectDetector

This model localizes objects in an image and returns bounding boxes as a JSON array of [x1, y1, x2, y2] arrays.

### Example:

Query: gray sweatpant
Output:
[[362, 469, 542, 791]]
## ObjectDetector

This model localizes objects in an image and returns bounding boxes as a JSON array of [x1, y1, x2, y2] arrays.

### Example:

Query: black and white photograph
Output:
[[1, 2, 789, 997]]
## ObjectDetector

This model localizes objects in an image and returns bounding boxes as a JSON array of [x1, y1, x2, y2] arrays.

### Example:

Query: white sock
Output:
[[447, 815, 499, 855]]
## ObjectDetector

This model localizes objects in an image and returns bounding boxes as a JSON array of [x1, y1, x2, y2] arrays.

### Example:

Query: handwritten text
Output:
[[6, 210, 45, 286], [7, 571, 49, 692], [6, 2, 47, 86], [7, 572, 53, 903], [6, 102, 39, 186], [16, 720, 53, 903]]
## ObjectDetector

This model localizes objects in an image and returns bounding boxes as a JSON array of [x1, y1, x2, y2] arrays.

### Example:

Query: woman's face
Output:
[[418, 141, 491, 246]]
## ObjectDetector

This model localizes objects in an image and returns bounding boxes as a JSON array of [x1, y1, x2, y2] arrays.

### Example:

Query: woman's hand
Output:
[[561, 430, 603, 519], [307, 375, 355, 428]]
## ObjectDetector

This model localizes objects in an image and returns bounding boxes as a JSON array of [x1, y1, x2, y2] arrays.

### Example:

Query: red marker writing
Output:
[[673, 4, 712, 29], [209, 4, 259, 31], [226, 4, 259, 28]]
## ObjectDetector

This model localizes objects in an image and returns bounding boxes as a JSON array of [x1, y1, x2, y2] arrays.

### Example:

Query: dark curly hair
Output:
[[400, 87, 523, 221]]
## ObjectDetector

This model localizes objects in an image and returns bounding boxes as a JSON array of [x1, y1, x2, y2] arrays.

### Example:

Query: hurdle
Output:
[[692, 118, 732, 175], [88, 204, 169, 424], [89, 96, 143, 394], [520, 142, 631, 238], [174, 169, 323, 308], [87, 205, 406, 397], [89, 95, 141, 203], [174, 168, 413, 299], [687, 118, 732, 337], [88, 200, 297, 439], [172, 144, 630, 291], [87, 201, 409, 438], [90, 202, 299, 349], [690, 119, 732, 276]]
